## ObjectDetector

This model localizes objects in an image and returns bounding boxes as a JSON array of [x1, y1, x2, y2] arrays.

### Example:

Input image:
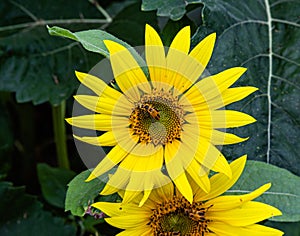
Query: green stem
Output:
[[52, 101, 70, 169]]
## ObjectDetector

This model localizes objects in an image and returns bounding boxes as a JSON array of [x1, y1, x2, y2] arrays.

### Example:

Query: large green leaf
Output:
[[142, 0, 202, 20], [65, 170, 119, 217], [228, 161, 300, 222], [0, 0, 106, 105], [47, 25, 148, 74], [191, 0, 300, 175], [0, 181, 76, 235], [37, 163, 76, 208]]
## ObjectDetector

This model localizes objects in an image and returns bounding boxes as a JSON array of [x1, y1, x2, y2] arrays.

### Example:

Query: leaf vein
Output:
[[272, 18, 300, 28], [264, 0, 273, 164], [273, 53, 300, 67], [219, 20, 268, 39], [241, 53, 269, 66], [227, 189, 299, 198]]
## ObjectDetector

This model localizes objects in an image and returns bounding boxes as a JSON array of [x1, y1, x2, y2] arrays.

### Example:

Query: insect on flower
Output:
[[140, 103, 160, 120]]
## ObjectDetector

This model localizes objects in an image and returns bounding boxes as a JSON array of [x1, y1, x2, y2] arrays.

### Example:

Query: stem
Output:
[[52, 101, 70, 169]]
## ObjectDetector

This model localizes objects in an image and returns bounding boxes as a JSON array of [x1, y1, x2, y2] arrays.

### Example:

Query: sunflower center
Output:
[[129, 89, 184, 145], [149, 196, 210, 235]]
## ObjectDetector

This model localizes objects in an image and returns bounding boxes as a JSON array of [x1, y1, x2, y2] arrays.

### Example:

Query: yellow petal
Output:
[[119, 145, 163, 172], [105, 215, 149, 229], [204, 183, 271, 211], [73, 131, 116, 146], [121, 171, 162, 207], [117, 227, 153, 236], [200, 110, 256, 128], [239, 224, 284, 236], [122, 189, 144, 205], [115, 148, 164, 205], [73, 95, 102, 113], [195, 155, 247, 201], [66, 114, 114, 131], [208, 222, 283, 236], [75, 71, 122, 97], [148, 181, 174, 205], [168, 31, 215, 95], [145, 24, 167, 90], [198, 67, 247, 95], [111, 126, 139, 155], [165, 26, 191, 91], [211, 153, 232, 178], [164, 140, 193, 203], [189, 32, 216, 68], [74, 95, 132, 116], [173, 172, 193, 203], [100, 168, 131, 194], [86, 144, 132, 182], [169, 26, 190, 54], [207, 201, 282, 226], [206, 87, 258, 110], [92, 202, 148, 217], [104, 40, 150, 100], [139, 189, 152, 207], [194, 138, 231, 178], [186, 160, 210, 193], [201, 129, 248, 145]]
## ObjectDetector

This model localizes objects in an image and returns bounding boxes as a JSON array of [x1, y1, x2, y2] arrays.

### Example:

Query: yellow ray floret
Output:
[[68, 24, 258, 205], [92, 155, 283, 235]]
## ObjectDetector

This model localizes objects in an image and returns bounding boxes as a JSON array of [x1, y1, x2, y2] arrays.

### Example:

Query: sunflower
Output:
[[92, 156, 283, 236], [66, 24, 257, 205]]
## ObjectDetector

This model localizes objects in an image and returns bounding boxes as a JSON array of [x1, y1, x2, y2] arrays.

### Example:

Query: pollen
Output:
[[149, 196, 211, 235], [129, 88, 184, 145]]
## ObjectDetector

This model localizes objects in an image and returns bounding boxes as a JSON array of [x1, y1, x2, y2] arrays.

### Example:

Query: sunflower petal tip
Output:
[[264, 182, 272, 191], [234, 154, 247, 166], [181, 25, 191, 33], [86, 173, 97, 182], [72, 134, 83, 141], [251, 116, 257, 123], [145, 24, 154, 31], [242, 136, 250, 142], [74, 70, 80, 75], [75, 70, 84, 78], [103, 39, 114, 48], [207, 32, 216, 43], [65, 117, 72, 124]]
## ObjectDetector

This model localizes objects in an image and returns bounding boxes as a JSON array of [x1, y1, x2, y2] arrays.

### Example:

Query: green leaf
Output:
[[192, 0, 300, 176], [37, 163, 76, 208], [0, 0, 104, 105], [0, 181, 76, 235], [65, 170, 119, 216], [228, 161, 300, 222], [142, 0, 202, 20], [48, 26, 147, 74]]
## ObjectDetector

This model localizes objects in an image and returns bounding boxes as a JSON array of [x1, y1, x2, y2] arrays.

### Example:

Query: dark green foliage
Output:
[[0, 182, 76, 236]]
